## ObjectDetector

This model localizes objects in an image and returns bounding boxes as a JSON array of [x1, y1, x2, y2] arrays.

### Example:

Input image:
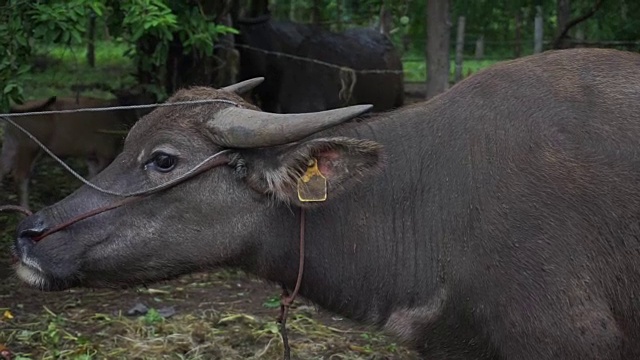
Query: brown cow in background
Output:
[[0, 96, 142, 210]]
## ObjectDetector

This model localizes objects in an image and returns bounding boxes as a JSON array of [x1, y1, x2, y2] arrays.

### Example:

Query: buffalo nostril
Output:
[[19, 227, 46, 239], [16, 214, 48, 241], [15, 236, 36, 258]]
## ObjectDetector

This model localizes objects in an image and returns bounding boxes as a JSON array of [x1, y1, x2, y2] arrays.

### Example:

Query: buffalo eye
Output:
[[146, 152, 177, 173], [232, 158, 247, 178]]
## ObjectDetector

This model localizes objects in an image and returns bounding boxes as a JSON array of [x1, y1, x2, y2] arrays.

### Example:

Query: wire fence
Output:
[[234, 44, 404, 75], [28, 31, 640, 102], [0, 99, 242, 199], [0, 99, 237, 118], [231, 44, 404, 103]]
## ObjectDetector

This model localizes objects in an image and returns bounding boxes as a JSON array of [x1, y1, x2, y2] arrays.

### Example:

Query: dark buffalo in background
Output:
[[234, 15, 404, 113], [233, 15, 314, 113]]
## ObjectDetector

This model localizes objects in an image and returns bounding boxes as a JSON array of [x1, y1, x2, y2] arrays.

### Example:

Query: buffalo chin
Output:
[[14, 262, 76, 291]]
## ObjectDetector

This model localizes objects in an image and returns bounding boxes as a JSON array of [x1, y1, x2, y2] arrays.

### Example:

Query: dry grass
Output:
[[0, 270, 417, 360]]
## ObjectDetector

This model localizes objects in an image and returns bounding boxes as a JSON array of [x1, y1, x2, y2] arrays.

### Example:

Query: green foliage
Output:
[[0, 0, 237, 109], [262, 295, 281, 309], [584, 0, 640, 42], [0, 0, 34, 110], [121, 0, 177, 42], [273, 0, 640, 61], [114, 0, 238, 97], [21, 41, 134, 101], [0, 0, 104, 110], [2, 0, 639, 109], [272, 0, 411, 34], [29, 0, 105, 45], [142, 308, 164, 325], [403, 58, 498, 82], [178, 6, 239, 57]]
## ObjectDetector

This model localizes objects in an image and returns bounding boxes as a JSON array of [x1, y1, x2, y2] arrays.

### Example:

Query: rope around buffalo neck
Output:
[[278, 207, 306, 360]]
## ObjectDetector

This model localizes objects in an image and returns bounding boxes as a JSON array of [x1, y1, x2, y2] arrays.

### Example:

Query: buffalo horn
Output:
[[221, 77, 265, 95], [206, 104, 374, 148]]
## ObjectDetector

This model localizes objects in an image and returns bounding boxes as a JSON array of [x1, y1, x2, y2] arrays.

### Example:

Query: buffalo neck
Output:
[[251, 103, 463, 325]]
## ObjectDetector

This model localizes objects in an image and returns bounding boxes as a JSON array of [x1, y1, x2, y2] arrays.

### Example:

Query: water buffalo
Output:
[[11, 48, 640, 359], [235, 15, 404, 113], [235, 15, 314, 113], [1, 96, 142, 209]]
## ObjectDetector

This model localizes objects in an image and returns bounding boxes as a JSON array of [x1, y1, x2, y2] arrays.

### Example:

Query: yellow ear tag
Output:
[[297, 158, 327, 202]]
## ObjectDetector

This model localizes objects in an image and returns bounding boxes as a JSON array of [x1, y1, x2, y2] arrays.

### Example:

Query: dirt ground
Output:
[[0, 90, 426, 360]]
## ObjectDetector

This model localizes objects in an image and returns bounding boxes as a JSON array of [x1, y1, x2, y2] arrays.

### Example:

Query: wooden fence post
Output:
[[454, 16, 466, 82], [475, 35, 484, 60], [534, 6, 544, 54]]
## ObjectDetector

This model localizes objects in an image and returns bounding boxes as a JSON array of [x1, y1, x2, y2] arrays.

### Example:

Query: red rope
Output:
[[32, 196, 142, 241], [1, 153, 308, 360], [278, 208, 306, 360]]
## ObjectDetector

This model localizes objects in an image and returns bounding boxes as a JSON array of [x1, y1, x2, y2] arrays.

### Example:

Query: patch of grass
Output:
[[44, 41, 131, 68], [0, 271, 419, 360], [403, 57, 500, 82], [20, 41, 135, 100]]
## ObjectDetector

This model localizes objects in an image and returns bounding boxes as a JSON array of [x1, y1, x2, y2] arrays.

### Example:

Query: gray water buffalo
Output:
[[235, 15, 404, 113], [1, 96, 142, 209], [11, 48, 640, 359]]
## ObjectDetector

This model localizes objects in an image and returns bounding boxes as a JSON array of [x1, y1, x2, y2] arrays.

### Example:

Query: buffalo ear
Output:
[[244, 137, 385, 206]]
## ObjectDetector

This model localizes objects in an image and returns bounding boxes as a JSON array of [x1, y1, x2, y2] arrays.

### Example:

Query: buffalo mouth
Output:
[[13, 261, 80, 291], [13, 261, 48, 289], [11, 242, 79, 292]]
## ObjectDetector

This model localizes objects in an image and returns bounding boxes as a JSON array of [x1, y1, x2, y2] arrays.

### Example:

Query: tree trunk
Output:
[[475, 35, 484, 60], [134, 35, 162, 86], [86, 10, 96, 68], [426, 0, 451, 99], [552, 0, 603, 49], [557, 0, 571, 30], [574, 26, 585, 47], [514, 9, 522, 58], [556, 0, 572, 49], [336, 0, 343, 31], [214, 13, 240, 87], [289, 0, 296, 21], [311, 0, 322, 24], [230, 0, 244, 20], [249, 0, 269, 17], [379, 1, 392, 35], [534, 5, 544, 54], [454, 16, 465, 83]]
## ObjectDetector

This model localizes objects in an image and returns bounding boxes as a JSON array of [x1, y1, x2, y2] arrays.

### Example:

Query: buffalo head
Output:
[[11, 77, 384, 291]]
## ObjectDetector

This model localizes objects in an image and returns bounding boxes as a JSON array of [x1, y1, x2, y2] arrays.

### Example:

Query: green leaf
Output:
[[262, 295, 281, 309], [90, 3, 104, 16], [71, 31, 83, 44], [3, 83, 18, 94]]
